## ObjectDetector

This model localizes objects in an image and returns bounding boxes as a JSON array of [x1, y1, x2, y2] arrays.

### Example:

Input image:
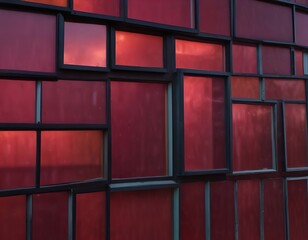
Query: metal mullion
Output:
[[205, 182, 211, 240], [173, 188, 180, 240], [234, 181, 239, 240], [26, 195, 32, 240], [167, 83, 173, 176], [68, 192, 76, 240], [260, 180, 264, 240]]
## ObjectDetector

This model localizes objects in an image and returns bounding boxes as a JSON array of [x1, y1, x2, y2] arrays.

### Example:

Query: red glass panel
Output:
[[210, 181, 235, 240], [296, 12, 308, 46], [232, 104, 274, 171], [180, 182, 205, 240], [32, 192, 68, 240], [40, 131, 103, 185], [0, 9, 56, 72], [285, 104, 308, 168], [0, 80, 35, 123], [176, 40, 225, 71], [110, 189, 172, 240], [64, 22, 106, 67], [296, 50, 304, 75], [264, 179, 285, 240], [23, 0, 67, 6], [232, 44, 257, 74], [184, 76, 226, 170], [265, 79, 306, 100], [287, 179, 308, 240], [111, 81, 167, 179], [73, 0, 120, 16], [127, 0, 194, 28], [237, 180, 260, 240], [199, 0, 230, 36], [76, 192, 106, 240], [262, 46, 291, 75], [0, 131, 36, 189], [115, 31, 163, 68], [0, 196, 26, 240], [42, 80, 106, 124], [236, 0, 293, 42], [296, 0, 308, 5], [231, 77, 260, 99]]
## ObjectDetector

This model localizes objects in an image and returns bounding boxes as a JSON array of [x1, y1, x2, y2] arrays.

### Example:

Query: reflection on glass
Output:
[[232, 44, 257, 73], [184, 76, 225, 171], [73, 0, 120, 16], [115, 31, 163, 68], [110, 189, 172, 240], [64, 22, 106, 67], [176, 39, 225, 71], [23, 0, 67, 7], [0, 131, 36, 189], [232, 104, 274, 171], [296, 50, 304, 75], [285, 104, 308, 168], [296, 11, 308, 46], [262, 46, 291, 75], [40, 131, 103, 185], [231, 77, 260, 99]]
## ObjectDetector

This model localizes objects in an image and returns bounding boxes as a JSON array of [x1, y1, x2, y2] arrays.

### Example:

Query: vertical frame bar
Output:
[[122, 0, 128, 19], [260, 180, 264, 240], [173, 188, 180, 240], [234, 181, 239, 240], [106, 79, 112, 182], [26, 195, 32, 240], [57, 14, 65, 70], [109, 27, 116, 70], [257, 44, 263, 75], [282, 102, 288, 171], [284, 178, 290, 240], [68, 192, 76, 240], [226, 76, 232, 171], [205, 182, 211, 240], [292, 5, 296, 44], [194, 0, 200, 31], [168, 83, 173, 176]]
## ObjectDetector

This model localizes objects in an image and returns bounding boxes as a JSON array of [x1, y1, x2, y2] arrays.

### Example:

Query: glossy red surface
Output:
[[231, 77, 260, 99], [232, 104, 273, 171], [40, 131, 103, 185], [0, 80, 35, 123], [23, 0, 67, 6], [127, 0, 193, 28], [295, 0, 308, 5], [180, 182, 205, 240], [237, 180, 260, 240], [110, 189, 172, 240], [210, 181, 235, 240], [265, 79, 306, 100], [296, 50, 304, 75], [296, 11, 308, 46], [285, 104, 308, 168], [264, 179, 285, 240], [232, 44, 258, 73], [0, 196, 26, 240], [176, 40, 225, 71], [42, 80, 106, 124], [116, 31, 163, 68], [262, 46, 291, 75], [64, 22, 106, 67], [73, 0, 120, 16], [111, 81, 167, 179], [236, 0, 293, 42], [0, 9, 56, 72], [287, 180, 308, 240], [76, 192, 106, 240], [32, 192, 68, 240], [0, 131, 36, 189], [200, 0, 230, 36], [184, 76, 226, 171]]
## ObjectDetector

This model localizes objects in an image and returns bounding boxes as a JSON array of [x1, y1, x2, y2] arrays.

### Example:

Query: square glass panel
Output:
[[231, 77, 260, 99], [232, 44, 257, 74], [262, 46, 291, 75]]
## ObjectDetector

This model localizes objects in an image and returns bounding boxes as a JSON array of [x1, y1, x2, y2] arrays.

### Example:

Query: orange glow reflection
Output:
[[23, 0, 67, 7]]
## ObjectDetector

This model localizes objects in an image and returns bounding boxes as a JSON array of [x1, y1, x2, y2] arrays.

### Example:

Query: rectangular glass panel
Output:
[[42, 80, 106, 124], [296, 0, 308, 5], [73, 0, 120, 16], [296, 50, 304, 75], [265, 79, 306, 100], [176, 39, 225, 71], [262, 46, 291, 75], [232, 44, 257, 74], [0, 80, 35, 123], [285, 104, 308, 168], [23, 0, 67, 6], [0, 9, 56, 72], [0, 196, 26, 240], [236, 0, 293, 42], [232, 104, 274, 171], [210, 181, 235, 240], [64, 22, 106, 67], [40, 131, 103, 185], [264, 179, 285, 240], [76, 192, 106, 240], [237, 180, 260, 240], [184, 76, 226, 171], [231, 77, 260, 99], [32, 192, 68, 240], [180, 182, 205, 240], [115, 31, 163, 68], [110, 189, 172, 240], [0, 131, 36, 189], [127, 0, 194, 28], [199, 0, 230, 36], [111, 81, 167, 179], [287, 179, 308, 240], [296, 12, 308, 47]]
